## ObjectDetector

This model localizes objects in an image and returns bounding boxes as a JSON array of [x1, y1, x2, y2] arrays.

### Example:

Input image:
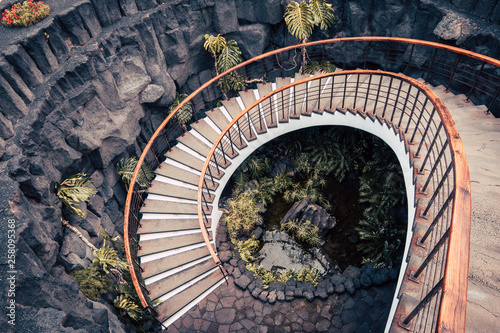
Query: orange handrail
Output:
[[124, 36, 490, 315]]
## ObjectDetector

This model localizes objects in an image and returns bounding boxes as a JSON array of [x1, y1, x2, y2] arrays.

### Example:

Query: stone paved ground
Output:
[[169, 275, 396, 332]]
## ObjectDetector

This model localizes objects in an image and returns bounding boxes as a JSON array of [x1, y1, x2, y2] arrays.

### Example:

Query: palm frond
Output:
[[302, 61, 336, 74], [309, 0, 335, 30], [116, 157, 154, 189], [284, 1, 315, 40], [57, 173, 98, 217]]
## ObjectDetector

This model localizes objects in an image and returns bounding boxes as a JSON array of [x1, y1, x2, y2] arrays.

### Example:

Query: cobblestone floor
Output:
[[169, 275, 396, 332]]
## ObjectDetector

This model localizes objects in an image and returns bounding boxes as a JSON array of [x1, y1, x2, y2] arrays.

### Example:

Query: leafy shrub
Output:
[[234, 237, 260, 262], [222, 191, 262, 238], [165, 93, 193, 126], [1, 0, 49, 27], [245, 263, 275, 289], [281, 219, 322, 247], [114, 294, 143, 321], [302, 61, 336, 74], [56, 173, 97, 217], [277, 267, 321, 286], [71, 262, 113, 301], [116, 157, 154, 189]]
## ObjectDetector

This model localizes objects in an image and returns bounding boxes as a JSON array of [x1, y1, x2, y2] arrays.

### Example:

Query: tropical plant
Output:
[[116, 157, 154, 189], [165, 93, 194, 128], [234, 237, 260, 262], [296, 266, 321, 286], [71, 261, 113, 301], [222, 190, 262, 238], [114, 294, 144, 321], [204, 34, 246, 98], [93, 242, 129, 275], [56, 173, 98, 217], [284, 0, 335, 72]]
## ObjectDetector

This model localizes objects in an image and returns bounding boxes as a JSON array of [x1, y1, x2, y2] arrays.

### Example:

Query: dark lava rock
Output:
[[280, 197, 336, 235]]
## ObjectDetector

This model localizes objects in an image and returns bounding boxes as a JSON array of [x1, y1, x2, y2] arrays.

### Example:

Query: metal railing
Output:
[[124, 37, 497, 328], [197, 70, 470, 332]]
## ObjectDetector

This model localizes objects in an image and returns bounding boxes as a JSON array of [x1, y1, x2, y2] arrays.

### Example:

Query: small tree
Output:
[[284, 0, 335, 72]]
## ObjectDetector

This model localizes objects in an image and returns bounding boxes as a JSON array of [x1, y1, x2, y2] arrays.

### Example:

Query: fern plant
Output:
[[165, 93, 194, 127], [56, 173, 98, 217], [116, 157, 154, 189]]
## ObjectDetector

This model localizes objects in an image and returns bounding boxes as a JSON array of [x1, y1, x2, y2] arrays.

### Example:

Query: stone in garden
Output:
[[280, 197, 336, 235]]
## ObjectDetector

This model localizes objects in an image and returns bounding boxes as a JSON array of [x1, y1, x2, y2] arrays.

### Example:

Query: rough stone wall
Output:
[[0, 0, 499, 331]]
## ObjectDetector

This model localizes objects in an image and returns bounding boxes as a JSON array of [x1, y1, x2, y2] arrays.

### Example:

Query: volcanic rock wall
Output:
[[0, 0, 498, 331]]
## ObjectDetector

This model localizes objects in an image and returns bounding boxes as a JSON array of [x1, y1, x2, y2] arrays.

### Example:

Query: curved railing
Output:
[[123, 37, 498, 324], [196, 70, 470, 331]]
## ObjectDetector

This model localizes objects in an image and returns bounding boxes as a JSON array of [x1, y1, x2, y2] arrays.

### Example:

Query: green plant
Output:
[[234, 237, 260, 262], [1, 0, 49, 27], [203, 34, 246, 98], [281, 219, 322, 247], [246, 263, 275, 289], [284, 0, 334, 72], [116, 157, 154, 189], [114, 294, 144, 322], [165, 93, 194, 126], [302, 61, 336, 74], [296, 266, 321, 286], [71, 261, 113, 301], [56, 173, 98, 217], [222, 190, 262, 238]]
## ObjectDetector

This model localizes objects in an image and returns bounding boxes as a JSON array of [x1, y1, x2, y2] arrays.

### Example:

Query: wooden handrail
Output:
[[124, 36, 485, 317], [197, 70, 470, 331]]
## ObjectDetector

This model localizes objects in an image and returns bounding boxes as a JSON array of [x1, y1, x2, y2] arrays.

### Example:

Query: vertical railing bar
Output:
[[342, 74, 347, 109], [372, 75, 383, 114], [401, 278, 444, 326], [414, 107, 436, 155], [364, 74, 372, 112], [318, 77, 322, 111], [410, 97, 430, 143], [343, 41, 347, 70], [418, 122, 443, 170], [237, 122, 244, 146], [227, 131, 235, 156], [354, 74, 360, 109], [382, 77, 394, 118], [398, 84, 412, 128], [258, 103, 263, 131], [404, 44, 415, 75], [212, 153, 221, 175], [413, 228, 451, 279], [420, 140, 449, 184], [425, 48, 438, 83], [466, 62, 485, 101], [420, 190, 455, 244], [445, 54, 461, 92], [280, 89, 284, 121], [363, 41, 371, 69], [329, 75, 335, 110], [293, 85, 297, 116], [422, 162, 454, 216], [405, 90, 421, 133], [384, 41, 391, 71], [391, 79, 403, 122], [218, 142, 228, 165]]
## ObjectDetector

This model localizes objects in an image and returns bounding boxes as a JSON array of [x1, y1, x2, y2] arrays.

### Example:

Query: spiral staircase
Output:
[[124, 38, 500, 332]]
